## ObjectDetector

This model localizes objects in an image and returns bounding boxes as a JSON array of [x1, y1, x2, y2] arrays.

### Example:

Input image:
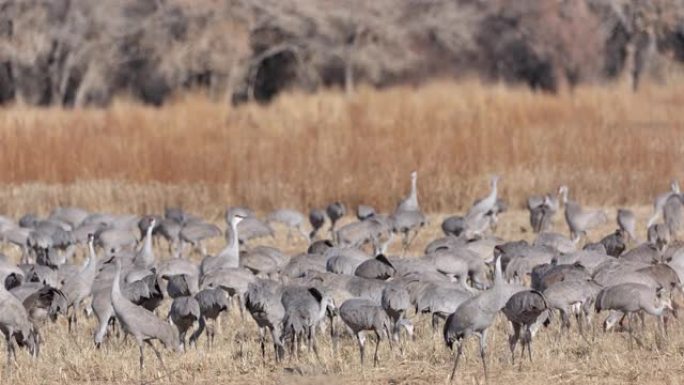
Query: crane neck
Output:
[[218, 216, 241, 267], [111, 259, 122, 301]]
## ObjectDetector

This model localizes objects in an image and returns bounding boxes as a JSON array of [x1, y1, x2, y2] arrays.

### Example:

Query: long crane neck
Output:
[[219, 216, 241, 266], [111, 260, 123, 301]]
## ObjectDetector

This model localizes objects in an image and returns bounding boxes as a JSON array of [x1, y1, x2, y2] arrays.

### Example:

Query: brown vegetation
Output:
[[0, 80, 683, 215]]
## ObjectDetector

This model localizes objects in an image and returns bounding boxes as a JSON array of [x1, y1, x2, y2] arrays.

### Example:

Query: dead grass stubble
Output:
[[0, 209, 683, 385]]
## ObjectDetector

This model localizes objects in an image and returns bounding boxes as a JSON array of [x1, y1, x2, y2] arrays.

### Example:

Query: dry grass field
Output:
[[0, 80, 683, 216], [1, 80, 684, 384], [0, 209, 683, 385]]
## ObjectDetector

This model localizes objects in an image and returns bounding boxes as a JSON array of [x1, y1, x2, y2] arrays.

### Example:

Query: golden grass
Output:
[[1, 209, 683, 385], [0, 80, 683, 215]]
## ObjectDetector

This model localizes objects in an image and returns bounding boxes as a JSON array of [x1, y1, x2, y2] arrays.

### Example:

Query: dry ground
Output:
[[1, 207, 683, 385]]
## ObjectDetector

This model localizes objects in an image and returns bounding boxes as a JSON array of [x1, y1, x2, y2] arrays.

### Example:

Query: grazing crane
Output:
[[595, 283, 672, 348], [281, 286, 335, 360], [354, 254, 396, 280], [381, 282, 413, 349], [647, 180, 680, 228], [245, 280, 285, 362], [543, 280, 601, 338], [560, 186, 608, 242], [163, 274, 193, 298], [339, 298, 393, 366], [190, 288, 230, 348], [15, 284, 68, 324], [326, 202, 346, 233], [168, 296, 201, 351], [443, 256, 516, 382], [617, 209, 639, 243], [502, 290, 549, 364], [647, 223, 671, 252], [308, 209, 326, 241], [0, 279, 40, 370], [110, 258, 180, 373]]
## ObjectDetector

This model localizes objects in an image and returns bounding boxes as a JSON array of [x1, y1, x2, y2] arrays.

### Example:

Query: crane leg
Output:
[[146, 340, 170, 379], [309, 327, 321, 363], [357, 332, 366, 365], [373, 331, 381, 368], [448, 339, 463, 383], [525, 326, 533, 362], [479, 330, 489, 381], [509, 323, 520, 365]]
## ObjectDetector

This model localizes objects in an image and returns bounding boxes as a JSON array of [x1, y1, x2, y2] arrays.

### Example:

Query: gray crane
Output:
[[179, 220, 222, 256], [163, 274, 193, 298], [61, 234, 98, 332], [647, 223, 671, 252], [354, 254, 396, 280], [396, 170, 419, 212], [190, 288, 230, 348], [381, 282, 413, 349], [595, 283, 672, 347], [357, 205, 376, 221], [200, 211, 247, 275], [443, 256, 517, 382], [663, 193, 683, 239], [560, 186, 608, 242], [132, 218, 156, 269], [281, 286, 335, 360], [326, 202, 346, 233], [527, 193, 558, 234], [245, 279, 285, 362], [0, 281, 40, 369], [17, 285, 68, 324], [647, 180, 680, 228], [501, 290, 549, 364], [617, 209, 639, 243], [309, 209, 326, 241], [391, 171, 426, 251], [168, 296, 201, 351], [266, 209, 309, 242], [110, 258, 180, 372], [339, 298, 393, 366], [543, 279, 601, 337]]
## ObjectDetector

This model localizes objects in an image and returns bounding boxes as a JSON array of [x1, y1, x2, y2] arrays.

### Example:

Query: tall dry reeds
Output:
[[0, 80, 682, 215]]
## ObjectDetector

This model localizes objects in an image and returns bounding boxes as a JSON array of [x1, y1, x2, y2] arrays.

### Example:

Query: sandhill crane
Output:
[[281, 286, 335, 360], [381, 282, 413, 350], [443, 256, 516, 382], [309, 209, 325, 241], [326, 202, 346, 233], [617, 209, 638, 243], [647, 180, 680, 228], [226, 207, 274, 244], [416, 283, 474, 333], [267, 209, 308, 242], [527, 194, 558, 234], [595, 283, 672, 348], [180, 220, 221, 256], [441, 216, 466, 237], [396, 171, 419, 212], [168, 296, 201, 351], [339, 298, 393, 366], [560, 186, 608, 243], [543, 279, 601, 338], [647, 223, 671, 252], [110, 258, 180, 372], [200, 211, 247, 275], [245, 280, 285, 362], [354, 254, 396, 280], [357, 205, 376, 221], [18, 285, 68, 324], [190, 288, 230, 348], [598, 229, 627, 257], [502, 290, 549, 363], [663, 194, 683, 239], [0, 281, 40, 369], [61, 234, 98, 332], [466, 175, 500, 220], [163, 274, 193, 298], [391, 171, 426, 251], [132, 218, 156, 269]]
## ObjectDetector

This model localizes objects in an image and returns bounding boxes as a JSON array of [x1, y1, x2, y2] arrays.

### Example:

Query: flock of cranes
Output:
[[0, 172, 683, 382]]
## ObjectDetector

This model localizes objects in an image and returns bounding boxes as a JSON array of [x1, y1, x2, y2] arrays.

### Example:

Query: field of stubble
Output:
[[1, 207, 684, 385]]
